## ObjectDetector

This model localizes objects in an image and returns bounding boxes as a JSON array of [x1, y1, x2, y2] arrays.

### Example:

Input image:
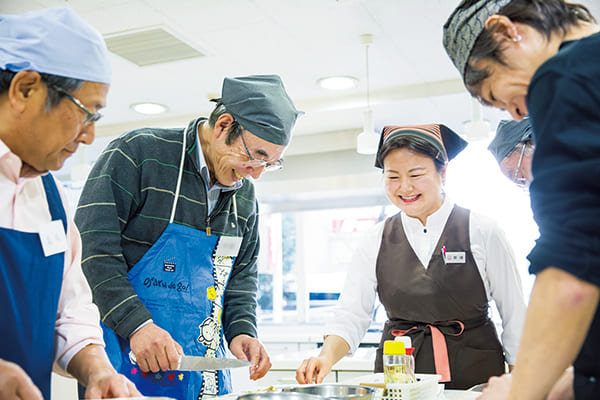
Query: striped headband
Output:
[[375, 124, 468, 168]]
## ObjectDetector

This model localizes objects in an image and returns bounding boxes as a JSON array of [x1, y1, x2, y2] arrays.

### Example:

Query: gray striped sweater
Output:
[[74, 117, 259, 342]]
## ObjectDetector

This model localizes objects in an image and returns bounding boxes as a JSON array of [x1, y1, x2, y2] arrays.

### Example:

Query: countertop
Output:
[[222, 373, 479, 400]]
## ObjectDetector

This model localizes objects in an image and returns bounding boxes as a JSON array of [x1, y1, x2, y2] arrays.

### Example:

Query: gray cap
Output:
[[443, 0, 511, 79], [0, 7, 111, 83], [220, 75, 302, 146], [488, 118, 533, 164]]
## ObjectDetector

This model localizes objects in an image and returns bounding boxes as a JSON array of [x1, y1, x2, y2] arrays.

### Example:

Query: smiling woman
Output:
[[295, 123, 527, 390]]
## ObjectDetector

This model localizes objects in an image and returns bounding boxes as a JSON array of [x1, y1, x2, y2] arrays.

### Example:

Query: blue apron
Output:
[[101, 131, 237, 400], [0, 173, 66, 399]]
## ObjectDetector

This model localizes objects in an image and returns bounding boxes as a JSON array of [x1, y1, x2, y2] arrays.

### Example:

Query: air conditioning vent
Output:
[[104, 26, 205, 66]]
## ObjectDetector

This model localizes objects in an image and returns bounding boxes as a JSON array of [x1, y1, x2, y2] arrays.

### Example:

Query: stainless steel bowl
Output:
[[281, 384, 376, 400], [237, 392, 321, 400]]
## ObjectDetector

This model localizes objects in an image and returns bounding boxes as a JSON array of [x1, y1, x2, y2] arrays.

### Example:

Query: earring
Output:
[[512, 35, 522, 42]]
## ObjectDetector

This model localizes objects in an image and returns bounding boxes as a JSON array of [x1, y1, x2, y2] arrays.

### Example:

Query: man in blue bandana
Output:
[[488, 118, 535, 188], [0, 7, 140, 399]]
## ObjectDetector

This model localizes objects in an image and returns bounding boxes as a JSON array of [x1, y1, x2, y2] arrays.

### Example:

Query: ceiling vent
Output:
[[104, 26, 205, 67]]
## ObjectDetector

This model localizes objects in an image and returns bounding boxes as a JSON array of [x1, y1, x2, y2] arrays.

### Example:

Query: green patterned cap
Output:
[[443, 0, 511, 79]]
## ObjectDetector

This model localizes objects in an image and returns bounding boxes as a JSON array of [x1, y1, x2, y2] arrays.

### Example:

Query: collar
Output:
[[0, 137, 39, 181], [400, 195, 455, 229]]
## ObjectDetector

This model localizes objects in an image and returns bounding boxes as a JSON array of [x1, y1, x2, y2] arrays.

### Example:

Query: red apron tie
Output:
[[392, 320, 465, 383]]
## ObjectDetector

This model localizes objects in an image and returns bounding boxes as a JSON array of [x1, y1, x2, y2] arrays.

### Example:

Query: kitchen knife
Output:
[[129, 351, 252, 371], [177, 355, 252, 371]]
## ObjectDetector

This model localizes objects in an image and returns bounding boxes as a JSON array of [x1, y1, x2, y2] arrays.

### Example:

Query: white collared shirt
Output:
[[325, 197, 526, 365], [0, 138, 104, 376]]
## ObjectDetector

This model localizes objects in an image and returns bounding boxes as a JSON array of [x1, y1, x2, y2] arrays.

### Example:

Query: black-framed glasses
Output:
[[49, 84, 103, 125], [239, 130, 283, 172]]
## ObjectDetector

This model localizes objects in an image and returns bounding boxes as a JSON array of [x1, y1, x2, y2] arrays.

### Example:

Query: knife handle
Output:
[[129, 351, 184, 370], [128, 351, 137, 365]]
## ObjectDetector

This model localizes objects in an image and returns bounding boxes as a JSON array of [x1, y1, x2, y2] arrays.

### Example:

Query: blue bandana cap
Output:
[[443, 0, 511, 79], [488, 118, 533, 163], [0, 7, 111, 84], [220, 75, 302, 146]]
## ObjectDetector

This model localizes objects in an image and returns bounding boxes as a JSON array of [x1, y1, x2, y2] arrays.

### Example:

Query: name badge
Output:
[[215, 236, 243, 257], [444, 251, 466, 264], [39, 220, 67, 257]]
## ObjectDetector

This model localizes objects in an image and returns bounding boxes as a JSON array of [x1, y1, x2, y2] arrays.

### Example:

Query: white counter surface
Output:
[[224, 373, 478, 400]]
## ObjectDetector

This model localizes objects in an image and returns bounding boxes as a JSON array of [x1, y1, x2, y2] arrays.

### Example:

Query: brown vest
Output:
[[374, 205, 505, 390]]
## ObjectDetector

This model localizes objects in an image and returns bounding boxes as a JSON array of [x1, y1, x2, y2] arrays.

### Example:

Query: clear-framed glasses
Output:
[[239, 130, 283, 172], [512, 142, 528, 188], [49, 84, 103, 125]]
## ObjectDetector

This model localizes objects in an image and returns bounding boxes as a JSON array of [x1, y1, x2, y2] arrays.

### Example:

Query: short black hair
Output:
[[208, 100, 244, 145], [465, 0, 595, 94], [0, 69, 84, 110]]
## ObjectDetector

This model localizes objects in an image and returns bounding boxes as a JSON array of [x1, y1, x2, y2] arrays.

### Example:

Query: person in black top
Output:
[[443, 1, 600, 399]]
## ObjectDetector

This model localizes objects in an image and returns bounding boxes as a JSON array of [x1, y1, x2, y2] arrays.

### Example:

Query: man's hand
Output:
[[229, 334, 271, 380], [0, 359, 43, 400], [67, 344, 142, 399], [84, 370, 140, 399], [129, 322, 183, 372]]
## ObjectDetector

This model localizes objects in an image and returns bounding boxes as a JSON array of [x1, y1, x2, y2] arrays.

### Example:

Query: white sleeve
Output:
[[470, 212, 526, 365], [324, 222, 383, 354], [53, 186, 105, 376]]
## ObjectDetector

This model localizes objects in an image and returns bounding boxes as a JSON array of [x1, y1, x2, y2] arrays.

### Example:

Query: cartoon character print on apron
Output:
[[101, 130, 242, 400], [374, 206, 505, 390], [0, 174, 67, 400]]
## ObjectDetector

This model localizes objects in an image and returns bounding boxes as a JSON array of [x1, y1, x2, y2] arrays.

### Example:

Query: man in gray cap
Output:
[[74, 74, 302, 399], [0, 7, 141, 400], [488, 118, 535, 188]]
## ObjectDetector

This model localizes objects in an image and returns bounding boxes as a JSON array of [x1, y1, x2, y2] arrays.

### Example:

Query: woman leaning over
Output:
[[443, 1, 600, 398]]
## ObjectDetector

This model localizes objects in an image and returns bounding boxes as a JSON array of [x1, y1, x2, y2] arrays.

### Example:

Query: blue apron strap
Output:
[[42, 173, 68, 232]]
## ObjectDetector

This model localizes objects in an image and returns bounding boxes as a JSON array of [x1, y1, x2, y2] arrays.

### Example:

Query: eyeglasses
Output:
[[512, 142, 529, 188], [239, 130, 283, 172], [49, 84, 103, 125]]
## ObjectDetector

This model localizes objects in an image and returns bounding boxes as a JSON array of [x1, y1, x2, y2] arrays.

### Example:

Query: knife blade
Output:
[[177, 355, 252, 371], [128, 351, 252, 371]]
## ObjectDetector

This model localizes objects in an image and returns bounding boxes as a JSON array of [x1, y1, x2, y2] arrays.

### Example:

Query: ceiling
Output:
[[4, 0, 599, 206]]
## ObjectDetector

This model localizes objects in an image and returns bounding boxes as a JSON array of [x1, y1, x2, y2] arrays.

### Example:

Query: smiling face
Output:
[[383, 147, 446, 225], [209, 115, 286, 187], [8, 72, 109, 174]]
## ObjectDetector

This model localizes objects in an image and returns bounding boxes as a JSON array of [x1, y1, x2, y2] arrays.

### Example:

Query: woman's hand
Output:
[[296, 356, 334, 384], [546, 367, 574, 400]]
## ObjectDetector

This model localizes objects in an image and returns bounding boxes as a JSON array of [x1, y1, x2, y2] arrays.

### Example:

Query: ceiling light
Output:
[[357, 108, 380, 154], [317, 76, 359, 90], [131, 102, 168, 115], [356, 33, 380, 154]]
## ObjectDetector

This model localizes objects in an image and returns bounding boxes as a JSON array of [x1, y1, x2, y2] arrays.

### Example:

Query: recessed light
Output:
[[130, 102, 168, 115], [317, 76, 359, 90]]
